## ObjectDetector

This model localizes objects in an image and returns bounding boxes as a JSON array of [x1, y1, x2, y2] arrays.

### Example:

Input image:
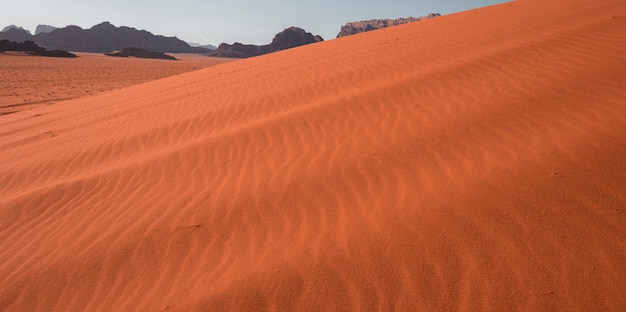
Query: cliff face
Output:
[[337, 13, 441, 38], [0, 22, 208, 53], [208, 27, 323, 58]]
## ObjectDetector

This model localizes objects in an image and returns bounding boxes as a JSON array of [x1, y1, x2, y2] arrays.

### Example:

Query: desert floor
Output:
[[0, 52, 233, 115], [1, 0, 626, 311]]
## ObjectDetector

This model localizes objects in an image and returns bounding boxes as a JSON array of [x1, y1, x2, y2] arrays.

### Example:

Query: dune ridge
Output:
[[1, 0, 626, 310]]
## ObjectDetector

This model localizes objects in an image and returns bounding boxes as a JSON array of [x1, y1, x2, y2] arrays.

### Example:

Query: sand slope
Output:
[[1, 0, 626, 310]]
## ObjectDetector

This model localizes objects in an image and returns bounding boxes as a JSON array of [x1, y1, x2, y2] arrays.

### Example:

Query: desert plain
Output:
[[1, 0, 626, 311], [0, 53, 232, 115]]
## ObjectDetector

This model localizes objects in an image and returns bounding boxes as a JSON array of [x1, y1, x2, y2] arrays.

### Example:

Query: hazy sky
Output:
[[0, 0, 506, 45]]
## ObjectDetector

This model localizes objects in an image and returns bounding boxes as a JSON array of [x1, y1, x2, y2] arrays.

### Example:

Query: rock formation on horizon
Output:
[[208, 27, 323, 58], [0, 39, 77, 57], [2, 25, 32, 34], [0, 22, 208, 53], [35, 24, 57, 35], [0, 27, 35, 43], [337, 13, 441, 38], [188, 42, 217, 50], [105, 47, 177, 60]]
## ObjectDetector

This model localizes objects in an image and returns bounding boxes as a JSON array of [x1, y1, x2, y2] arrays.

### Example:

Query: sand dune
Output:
[[2, 0, 626, 310]]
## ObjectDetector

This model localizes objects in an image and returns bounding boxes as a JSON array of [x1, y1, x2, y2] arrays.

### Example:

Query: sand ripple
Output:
[[2, 0, 626, 310]]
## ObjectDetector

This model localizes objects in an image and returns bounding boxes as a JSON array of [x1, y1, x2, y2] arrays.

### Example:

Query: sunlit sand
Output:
[[1, 0, 625, 310]]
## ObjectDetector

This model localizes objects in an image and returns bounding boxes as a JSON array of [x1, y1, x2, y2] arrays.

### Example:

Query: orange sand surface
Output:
[[1, 0, 626, 310], [0, 53, 232, 115]]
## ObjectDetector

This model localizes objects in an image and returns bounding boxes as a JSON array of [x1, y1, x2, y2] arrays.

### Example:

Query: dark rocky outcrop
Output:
[[208, 27, 323, 58], [0, 22, 208, 53], [209, 42, 270, 58], [337, 13, 441, 38], [35, 24, 57, 35], [105, 47, 177, 60], [0, 39, 77, 57]]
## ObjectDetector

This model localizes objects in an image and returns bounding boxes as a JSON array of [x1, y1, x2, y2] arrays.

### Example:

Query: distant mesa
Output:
[[0, 22, 208, 53], [105, 47, 177, 60], [188, 42, 217, 50], [337, 13, 441, 38], [0, 39, 77, 57], [208, 27, 323, 58], [35, 24, 58, 35]]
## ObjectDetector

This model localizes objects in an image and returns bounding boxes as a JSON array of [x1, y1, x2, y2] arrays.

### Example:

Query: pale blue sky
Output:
[[0, 0, 506, 45]]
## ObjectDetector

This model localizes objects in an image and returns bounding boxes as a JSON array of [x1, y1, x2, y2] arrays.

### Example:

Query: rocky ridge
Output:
[[337, 13, 441, 38], [0, 22, 208, 53]]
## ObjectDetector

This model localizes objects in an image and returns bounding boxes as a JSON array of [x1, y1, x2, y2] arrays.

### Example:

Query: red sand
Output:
[[1, 0, 626, 310], [0, 53, 232, 115]]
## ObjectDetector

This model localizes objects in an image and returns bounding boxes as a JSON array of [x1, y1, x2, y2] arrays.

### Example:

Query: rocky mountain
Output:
[[0, 27, 33, 43], [35, 24, 57, 35], [337, 13, 441, 38], [0, 22, 208, 53], [208, 27, 323, 58], [2, 25, 31, 34]]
